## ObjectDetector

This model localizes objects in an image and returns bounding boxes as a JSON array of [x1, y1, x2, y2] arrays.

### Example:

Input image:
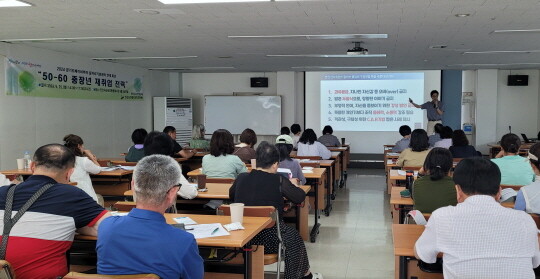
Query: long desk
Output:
[[75, 214, 271, 279], [390, 187, 413, 224], [1, 168, 133, 207], [488, 143, 534, 158], [123, 184, 313, 241]]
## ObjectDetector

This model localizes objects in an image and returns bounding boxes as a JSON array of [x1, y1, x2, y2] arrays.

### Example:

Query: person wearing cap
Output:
[[276, 135, 306, 185], [515, 143, 540, 213]]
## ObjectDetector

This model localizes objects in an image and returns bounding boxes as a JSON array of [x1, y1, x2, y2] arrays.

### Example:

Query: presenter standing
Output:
[[409, 90, 444, 135]]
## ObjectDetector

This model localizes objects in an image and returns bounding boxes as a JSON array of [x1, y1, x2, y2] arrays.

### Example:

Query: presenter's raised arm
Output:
[[409, 98, 422, 109]]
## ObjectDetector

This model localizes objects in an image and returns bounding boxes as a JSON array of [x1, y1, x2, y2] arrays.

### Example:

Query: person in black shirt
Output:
[[230, 142, 323, 279], [449, 130, 480, 158], [163, 126, 195, 159]]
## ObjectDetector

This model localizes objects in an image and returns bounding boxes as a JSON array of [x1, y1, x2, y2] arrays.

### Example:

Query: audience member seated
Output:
[[276, 135, 306, 185], [396, 129, 431, 167], [281, 126, 291, 135], [97, 155, 204, 279], [291, 123, 302, 149], [229, 142, 323, 279], [234, 128, 257, 164], [0, 173, 20, 186], [392, 125, 411, 153], [449, 129, 479, 158], [163, 126, 195, 159], [515, 143, 540, 213], [202, 129, 247, 178], [317, 125, 341, 147], [428, 123, 443, 147], [0, 144, 109, 279], [297, 129, 331, 160], [144, 131, 197, 199], [492, 133, 535, 186], [415, 157, 540, 278], [413, 148, 457, 213], [188, 124, 209, 150], [125, 128, 147, 162], [63, 134, 102, 202], [433, 126, 453, 148]]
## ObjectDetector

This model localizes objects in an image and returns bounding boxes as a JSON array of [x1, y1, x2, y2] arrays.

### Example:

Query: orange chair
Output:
[[218, 205, 283, 278]]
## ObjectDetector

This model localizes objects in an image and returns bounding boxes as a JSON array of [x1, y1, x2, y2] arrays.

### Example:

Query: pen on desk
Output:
[[211, 227, 219, 235]]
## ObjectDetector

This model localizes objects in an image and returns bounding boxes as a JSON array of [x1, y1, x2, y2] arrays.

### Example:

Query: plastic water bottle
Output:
[[24, 151, 31, 169], [406, 170, 414, 198]]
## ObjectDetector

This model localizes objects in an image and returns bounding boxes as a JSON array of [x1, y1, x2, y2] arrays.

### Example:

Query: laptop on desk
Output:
[[521, 134, 537, 144]]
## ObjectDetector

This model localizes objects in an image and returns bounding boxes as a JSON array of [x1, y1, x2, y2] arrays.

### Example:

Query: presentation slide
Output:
[[320, 72, 424, 132]]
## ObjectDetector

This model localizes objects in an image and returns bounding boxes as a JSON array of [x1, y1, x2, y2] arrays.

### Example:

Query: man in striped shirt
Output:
[[0, 144, 110, 279]]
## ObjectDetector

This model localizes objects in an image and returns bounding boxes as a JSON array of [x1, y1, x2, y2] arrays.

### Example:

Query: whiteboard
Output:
[[204, 96, 281, 135]]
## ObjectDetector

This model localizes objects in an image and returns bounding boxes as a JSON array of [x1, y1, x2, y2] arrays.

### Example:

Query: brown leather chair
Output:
[[0, 260, 15, 279], [112, 201, 136, 212], [63, 272, 159, 279], [218, 205, 282, 278]]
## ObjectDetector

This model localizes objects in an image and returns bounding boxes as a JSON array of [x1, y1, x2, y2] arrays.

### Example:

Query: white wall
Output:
[[0, 43, 171, 169], [496, 70, 539, 139], [182, 72, 304, 144], [466, 69, 540, 154]]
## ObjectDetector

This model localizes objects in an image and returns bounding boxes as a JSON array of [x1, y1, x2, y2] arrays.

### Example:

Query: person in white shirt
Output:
[[0, 173, 12, 186], [144, 131, 198, 199], [291, 123, 302, 150], [433, 126, 453, 149], [415, 157, 540, 279], [297, 129, 331, 160], [63, 134, 102, 202]]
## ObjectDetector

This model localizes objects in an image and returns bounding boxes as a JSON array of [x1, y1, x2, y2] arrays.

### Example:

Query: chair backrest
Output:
[[295, 156, 321, 160], [113, 201, 136, 212], [0, 260, 15, 279], [97, 160, 110, 167], [299, 162, 320, 168], [63, 272, 160, 279], [500, 184, 522, 191], [218, 205, 276, 229], [206, 178, 235, 184]]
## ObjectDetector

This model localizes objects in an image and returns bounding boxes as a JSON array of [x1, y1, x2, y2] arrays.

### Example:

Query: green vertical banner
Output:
[[5, 57, 144, 100]]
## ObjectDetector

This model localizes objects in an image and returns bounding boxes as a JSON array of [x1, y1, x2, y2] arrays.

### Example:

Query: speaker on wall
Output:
[[251, 77, 268, 88], [508, 75, 529, 86]]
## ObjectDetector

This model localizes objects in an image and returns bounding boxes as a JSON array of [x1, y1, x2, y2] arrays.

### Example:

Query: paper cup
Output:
[[229, 203, 244, 224], [341, 138, 346, 145], [250, 159, 256, 169], [16, 159, 25, 170]]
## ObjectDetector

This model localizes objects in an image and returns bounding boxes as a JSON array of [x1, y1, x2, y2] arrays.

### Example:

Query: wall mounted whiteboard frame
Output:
[[204, 95, 281, 135]]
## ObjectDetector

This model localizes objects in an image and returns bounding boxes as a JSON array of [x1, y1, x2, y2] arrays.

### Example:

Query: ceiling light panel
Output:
[[464, 50, 540, 54], [159, 0, 267, 4], [0, 0, 31, 7], [291, 66, 388, 69], [1, 37, 141, 43], [228, 34, 388, 40], [493, 29, 540, 34], [93, 56, 197, 60], [267, 54, 386, 58]]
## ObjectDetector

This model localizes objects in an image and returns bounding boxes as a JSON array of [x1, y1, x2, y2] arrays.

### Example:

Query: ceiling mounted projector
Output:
[[347, 42, 369, 55]]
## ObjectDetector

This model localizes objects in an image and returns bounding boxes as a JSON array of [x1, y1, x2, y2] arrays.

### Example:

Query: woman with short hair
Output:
[[396, 129, 431, 167], [449, 129, 479, 158], [276, 135, 306, 185], [317, 125, 341, 147], [202, 129, 247, 178], [125, 128, 147, 162], [492, 133, 535, 185], [297, 129, 331, 160], [233, 128, 257, 164]]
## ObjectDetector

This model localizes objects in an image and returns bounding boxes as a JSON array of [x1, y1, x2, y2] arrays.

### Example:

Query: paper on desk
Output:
[[298, 159, 311, 162], [100, 167, 118, 172], [119, 166, 135, 171], [173, 216, 198, 225], [302, 166, 314, 170], [397, 170, 418, 176], [186, 223, 230, 239], [302, 169, 314, 174], [387, 153, 400, 156]]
